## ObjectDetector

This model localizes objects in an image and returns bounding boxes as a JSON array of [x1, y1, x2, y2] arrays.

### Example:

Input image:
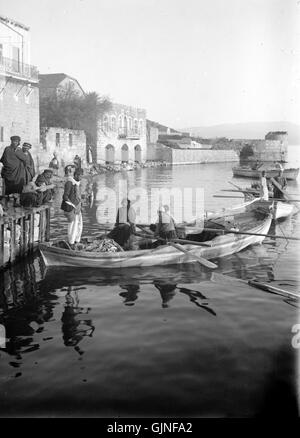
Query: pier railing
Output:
[[0, 204, 50, 269]]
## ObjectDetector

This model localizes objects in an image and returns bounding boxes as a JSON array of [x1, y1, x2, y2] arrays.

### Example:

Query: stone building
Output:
[[40, 127, 86, 171], [96, 103, 147, 164], [38, 73, 86, 169], [238, 131, 288, 164], [0, 15, 39, 155], [39, 73, 85, 99]]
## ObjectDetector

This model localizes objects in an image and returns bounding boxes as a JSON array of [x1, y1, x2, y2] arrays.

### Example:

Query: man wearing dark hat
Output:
[[22, 142, 35, 184], [0, 136, 28, 195]]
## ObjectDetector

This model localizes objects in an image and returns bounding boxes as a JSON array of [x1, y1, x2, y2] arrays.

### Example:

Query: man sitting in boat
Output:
[[154, 205, 178, 241], [107, 198, 136, 249], [272, 167, 287, 199]]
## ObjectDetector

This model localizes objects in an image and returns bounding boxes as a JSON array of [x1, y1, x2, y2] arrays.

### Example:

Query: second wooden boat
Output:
[[232, 166, 299, 180]]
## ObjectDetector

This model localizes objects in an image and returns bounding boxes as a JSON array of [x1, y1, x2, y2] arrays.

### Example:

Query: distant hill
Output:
[[180, 121, 300, 144]]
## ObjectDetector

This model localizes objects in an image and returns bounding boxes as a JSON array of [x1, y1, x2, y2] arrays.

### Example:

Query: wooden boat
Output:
[[245, 198, 296, 221], [232, 166, 299, 180], [39, 214, 272, 268]]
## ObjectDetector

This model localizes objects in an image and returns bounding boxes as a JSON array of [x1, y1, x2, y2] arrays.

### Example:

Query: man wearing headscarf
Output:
[[0, 136, 27, 195], [22, 143, 35, 184]]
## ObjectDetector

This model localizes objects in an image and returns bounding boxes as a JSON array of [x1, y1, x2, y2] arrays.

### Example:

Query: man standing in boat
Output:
[[272, 166, 287, 199], [259, 170, 269, 201], [61, 167, 83, 249], [154, 205, 178, 240]]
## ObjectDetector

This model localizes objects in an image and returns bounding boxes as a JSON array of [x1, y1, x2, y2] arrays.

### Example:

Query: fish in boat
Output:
[[39, 213, 272, 268]]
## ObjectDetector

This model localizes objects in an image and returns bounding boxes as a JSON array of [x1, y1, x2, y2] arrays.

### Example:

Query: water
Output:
[[0, 147, 299, 417]]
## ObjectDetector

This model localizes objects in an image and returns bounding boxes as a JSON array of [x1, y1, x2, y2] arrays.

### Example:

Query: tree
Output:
[[40, 87, 111, 147]]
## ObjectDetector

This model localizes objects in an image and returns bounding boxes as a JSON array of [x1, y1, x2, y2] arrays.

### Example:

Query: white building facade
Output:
[[0, 15, 39, 154], [96, 103, 147, 164]]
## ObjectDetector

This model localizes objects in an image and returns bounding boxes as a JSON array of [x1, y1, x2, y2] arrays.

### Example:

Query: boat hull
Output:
[[246, 199, 295, 220], [39, 216, 272, 268], [232, 167, 299, 180]]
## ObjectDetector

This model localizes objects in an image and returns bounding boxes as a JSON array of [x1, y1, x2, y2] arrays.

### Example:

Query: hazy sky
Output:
[[2, 0, 299, 127]]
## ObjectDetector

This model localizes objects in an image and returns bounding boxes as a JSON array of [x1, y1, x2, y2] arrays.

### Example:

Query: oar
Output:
[[214, 195, 246, 199], [166, 241, 218, 269], [228, 180, 254, 196], [134, 232, 218, 268], [228, 181, 243, 190], [248, 280, 300, 300], [202, 227, 300, 241]]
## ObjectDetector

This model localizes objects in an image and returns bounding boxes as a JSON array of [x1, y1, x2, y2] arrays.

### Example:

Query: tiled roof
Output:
[[39, 73, 68, 89]]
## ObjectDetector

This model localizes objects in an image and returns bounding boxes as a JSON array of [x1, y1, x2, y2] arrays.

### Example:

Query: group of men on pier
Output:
[[0, 136, 55, 207]]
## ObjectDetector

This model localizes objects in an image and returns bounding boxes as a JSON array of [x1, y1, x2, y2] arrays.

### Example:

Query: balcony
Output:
[[118, 127, 140, 139], [0, 55, 39, 82]]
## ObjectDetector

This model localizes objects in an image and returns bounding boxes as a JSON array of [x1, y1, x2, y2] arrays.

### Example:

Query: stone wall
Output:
[[38, 127, 86, 171], [0, 80, 40, 158], [170, 149, 239, 164], [147, 142, 172, 161]]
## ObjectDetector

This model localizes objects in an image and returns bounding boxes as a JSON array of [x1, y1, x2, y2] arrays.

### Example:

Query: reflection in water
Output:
[[0, 257, 55, 360], [119, 284, 140, 306], [61, 286, 95, 355]]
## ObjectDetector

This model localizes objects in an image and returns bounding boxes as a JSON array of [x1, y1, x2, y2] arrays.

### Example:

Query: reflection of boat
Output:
[[232, 166, 299, 180], [39, 214, 272, 268]]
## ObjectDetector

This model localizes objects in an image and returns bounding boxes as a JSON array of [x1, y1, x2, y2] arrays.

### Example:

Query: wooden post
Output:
[[38, 210, 44, 242], [28, 213, 34, 253], [0, 222, 4, 268], [19, 216, 26, 258], [9, 218, 16, 263], [45, 206, 50, 242]]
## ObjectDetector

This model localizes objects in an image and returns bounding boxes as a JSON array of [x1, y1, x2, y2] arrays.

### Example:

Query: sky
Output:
[[1, 0, 300, 128]]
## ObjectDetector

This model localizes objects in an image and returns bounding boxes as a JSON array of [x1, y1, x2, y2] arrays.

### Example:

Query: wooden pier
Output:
[[0, 204, 51, 269]]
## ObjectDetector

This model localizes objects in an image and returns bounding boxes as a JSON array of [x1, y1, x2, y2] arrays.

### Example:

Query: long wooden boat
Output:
[[232, 166, 299, 180], [39, 214, 272, 268]]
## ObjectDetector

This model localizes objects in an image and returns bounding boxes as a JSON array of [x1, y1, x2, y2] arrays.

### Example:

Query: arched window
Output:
[[121, 144, 129, 162], [111, 116, 116, 132], [128, 117, 132, 131], [105, 144, 115, 163], [134, 119, 138, 134], [139, 119, 143, 134], [103, 115, 109, 132], [118, 115, 123, 128]]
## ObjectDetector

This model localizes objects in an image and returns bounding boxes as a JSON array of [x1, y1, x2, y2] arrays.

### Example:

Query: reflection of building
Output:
[[0, 15, 39, 154], [96, 103, 147, 164]]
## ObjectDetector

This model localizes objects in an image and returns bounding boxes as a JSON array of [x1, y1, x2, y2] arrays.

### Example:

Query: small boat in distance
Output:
[[232, 166, 299, 180]]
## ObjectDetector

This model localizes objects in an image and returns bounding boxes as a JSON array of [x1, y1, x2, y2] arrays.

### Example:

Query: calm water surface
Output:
[[0, 147, 299, 417]]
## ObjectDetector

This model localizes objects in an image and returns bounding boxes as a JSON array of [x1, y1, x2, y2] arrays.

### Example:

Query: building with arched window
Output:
[[96, 102, 146, 164]]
